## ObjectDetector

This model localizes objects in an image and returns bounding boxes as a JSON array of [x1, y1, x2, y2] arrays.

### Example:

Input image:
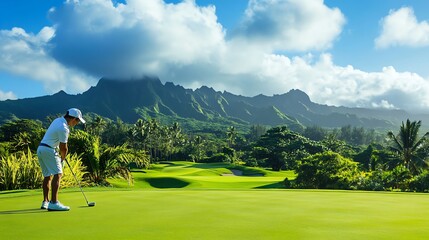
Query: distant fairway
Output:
[[110, 161, 294, 189], [1, 162, 428, 240]]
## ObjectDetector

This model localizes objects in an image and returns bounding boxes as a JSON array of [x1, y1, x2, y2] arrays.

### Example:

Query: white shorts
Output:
[[37, 145, 63, 177]]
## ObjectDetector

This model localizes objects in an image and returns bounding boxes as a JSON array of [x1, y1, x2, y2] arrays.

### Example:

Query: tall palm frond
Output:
[[387, 119, 429, 174]]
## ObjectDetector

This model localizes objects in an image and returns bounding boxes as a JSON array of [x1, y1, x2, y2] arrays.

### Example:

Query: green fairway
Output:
[[110, 161, 294, 189], [1, 162, 428, 239], [1, 189, 428, 240]]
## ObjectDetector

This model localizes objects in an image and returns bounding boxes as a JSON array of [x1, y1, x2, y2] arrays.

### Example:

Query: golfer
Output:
[[37, 108, 85, 211]]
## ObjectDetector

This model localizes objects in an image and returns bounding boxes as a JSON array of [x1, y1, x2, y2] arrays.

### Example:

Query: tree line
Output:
[[1, 115, 429, 192]]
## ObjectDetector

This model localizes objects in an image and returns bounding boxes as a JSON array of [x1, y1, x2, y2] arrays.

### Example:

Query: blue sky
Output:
[[1, 0, 429, 113]]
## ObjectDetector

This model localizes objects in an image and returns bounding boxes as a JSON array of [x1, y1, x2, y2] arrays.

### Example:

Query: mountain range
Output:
[[0, 76, 424, 131]]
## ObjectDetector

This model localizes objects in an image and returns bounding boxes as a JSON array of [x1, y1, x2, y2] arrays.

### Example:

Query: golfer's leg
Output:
[[42, 176, 52, 202], [51, 174, 62, 203]]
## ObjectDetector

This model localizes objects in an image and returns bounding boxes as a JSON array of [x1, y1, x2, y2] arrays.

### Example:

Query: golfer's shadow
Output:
[[0, 208, 46, 215]]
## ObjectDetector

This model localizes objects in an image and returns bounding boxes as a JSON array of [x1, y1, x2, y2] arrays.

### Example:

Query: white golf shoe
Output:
[[41, 201, 49, 209], [48, 201, 70, 211]]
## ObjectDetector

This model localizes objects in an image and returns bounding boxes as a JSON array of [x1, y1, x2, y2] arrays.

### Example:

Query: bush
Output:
[[0, 142, 11, 158], [409, 171, 429, 192], [62, 153, 88, 188], [356, 168, 387, 191], [202, 153, 229, 163], [0, 150, 42, 190], [357, 166, 413, 191], [294, 151, 360, 189], [0, 150, 87, 190]]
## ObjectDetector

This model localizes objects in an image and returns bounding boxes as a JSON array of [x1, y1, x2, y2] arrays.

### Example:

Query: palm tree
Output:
[[68, 130, 149, 185], [387, 119, 429, 174], [161, 122, 182, 160], [189, 135, 205, 162], [147, 119, 160, 160], [131, 119, 148, 150], [86, 115, 107, 137], [226, 126, 237, 147]]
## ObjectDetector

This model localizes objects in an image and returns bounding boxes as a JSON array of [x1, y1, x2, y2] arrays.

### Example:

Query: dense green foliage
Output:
[[1, 116, 429, 192], [387, 119, 429, 174], [0, 150, 42, 190], [0, 150, 85, 190], [252, 126, 326, 171], [294, 151, 359, 189]]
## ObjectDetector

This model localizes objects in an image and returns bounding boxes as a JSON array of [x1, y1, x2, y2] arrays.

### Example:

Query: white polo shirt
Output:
[[40, 117, 70, 148]]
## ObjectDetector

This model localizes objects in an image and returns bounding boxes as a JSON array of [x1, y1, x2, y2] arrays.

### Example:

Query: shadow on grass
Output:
[[0, 208, 46, 215], [0, 190, 28, 195], [146, 177, 190, 188], [186, 163, 266, 176], [185, 162, 230, 169], [254, 182, 285, 189]]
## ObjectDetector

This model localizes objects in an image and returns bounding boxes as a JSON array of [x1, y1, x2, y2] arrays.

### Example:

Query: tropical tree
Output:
[[101, 118, 130, 146], [226, 126, 237, 147], [0, 119, 44, 152], [387, 119, 429, 174], [246, 125, 268, 143], [97, 145, 149, 185], [164, 122, 184, 160], [252, 126, 325, 171], [320, 133, 356, 158], [303, 125, 327, 141], [130, 118, 148, 150], [68, 130, 149, 185], [85, 115, 107, 138], [188, 135, 206, 162], [294, 151, 359, 189], [145, 119, 161, 160]]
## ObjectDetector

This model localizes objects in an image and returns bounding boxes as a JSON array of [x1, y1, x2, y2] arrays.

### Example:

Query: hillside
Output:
[[0, 76, 419, 130]]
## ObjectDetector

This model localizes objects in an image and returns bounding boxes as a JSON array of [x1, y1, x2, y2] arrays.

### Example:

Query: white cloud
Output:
[[0, 27, 96, 95], [256, 53, 429, 110], [232, 0, 346, 51], [48, 0, 226, 78], [44, 0, 348, 94], [371, 100, 396, 109], [375, 7, 429, 48], [0, 89, 17, 100]]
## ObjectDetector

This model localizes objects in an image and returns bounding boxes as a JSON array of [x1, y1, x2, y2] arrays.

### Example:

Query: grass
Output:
[[109, 161, 293, 189], [1, 162, 428, 239]]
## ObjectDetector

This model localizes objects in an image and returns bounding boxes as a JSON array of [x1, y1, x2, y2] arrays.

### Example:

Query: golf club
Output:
[[64, 159, 96, 207]]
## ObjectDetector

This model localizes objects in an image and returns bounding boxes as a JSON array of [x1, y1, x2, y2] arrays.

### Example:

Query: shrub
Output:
[[409, 171, 429, 192], [0, 150, 87, 190], [0, 150, 42, 190], [62, 153, 88, 188], [294, 151, 360, 189], [202, 153, 229, 163], [356, 169, 385, 191], [357, 165, 413, 191]]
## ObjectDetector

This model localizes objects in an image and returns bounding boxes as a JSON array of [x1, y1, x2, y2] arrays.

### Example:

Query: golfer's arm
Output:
[[59, 142, 68, 161]]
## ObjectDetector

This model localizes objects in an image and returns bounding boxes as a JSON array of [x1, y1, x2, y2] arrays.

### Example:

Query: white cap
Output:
[[68, 108, 86, 124]]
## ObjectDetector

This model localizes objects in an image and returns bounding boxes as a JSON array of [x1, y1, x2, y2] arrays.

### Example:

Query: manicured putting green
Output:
[[1, 189, 428, 240]]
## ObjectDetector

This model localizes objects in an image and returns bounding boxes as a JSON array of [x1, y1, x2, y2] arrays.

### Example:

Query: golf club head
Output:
[[88, 202, 96, 207]]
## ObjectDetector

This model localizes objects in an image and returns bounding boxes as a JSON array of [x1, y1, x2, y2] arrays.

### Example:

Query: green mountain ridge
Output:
[[0, 76, 420, 130]]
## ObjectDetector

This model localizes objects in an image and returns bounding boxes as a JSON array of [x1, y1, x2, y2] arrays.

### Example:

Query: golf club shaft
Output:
[[64, 159, 89, 204]]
